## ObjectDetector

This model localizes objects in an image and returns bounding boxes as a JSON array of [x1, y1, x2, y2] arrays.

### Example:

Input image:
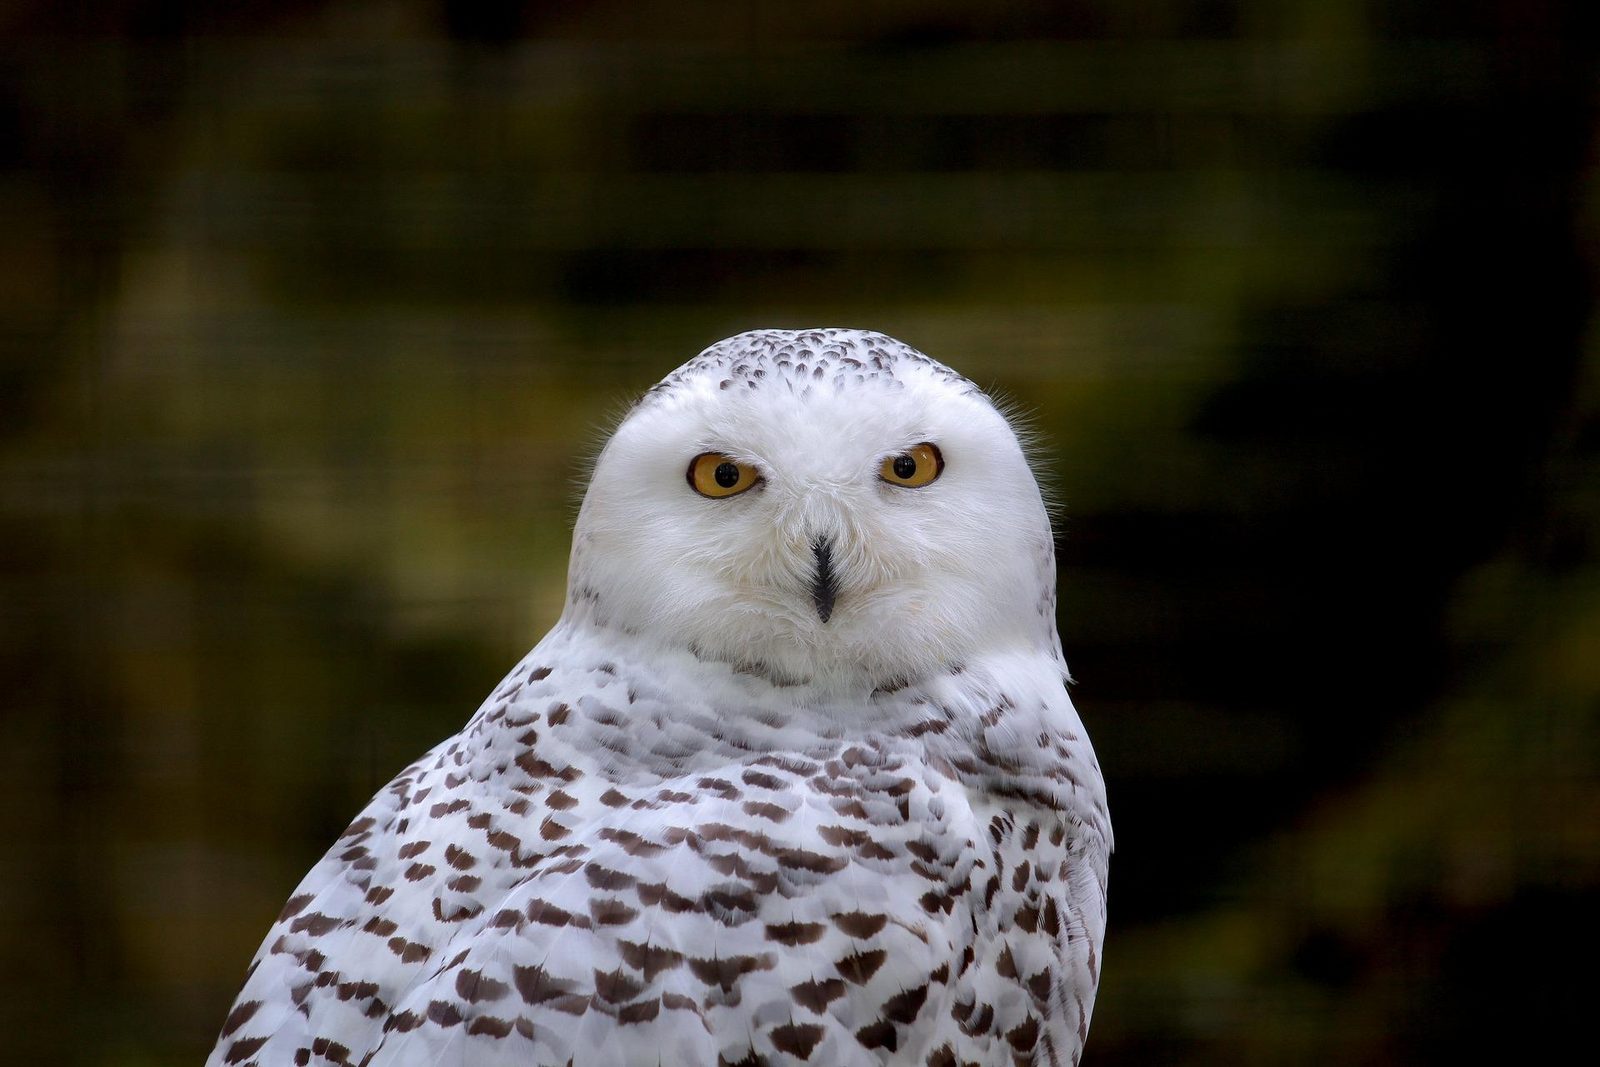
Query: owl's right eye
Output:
[[687, 453, 761, 498]]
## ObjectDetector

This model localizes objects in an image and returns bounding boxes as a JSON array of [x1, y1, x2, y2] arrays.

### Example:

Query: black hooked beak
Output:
[[810, 537, 839, 624]]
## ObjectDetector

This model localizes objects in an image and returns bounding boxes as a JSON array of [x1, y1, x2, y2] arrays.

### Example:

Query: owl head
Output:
[[566, 329, 1059, 693]]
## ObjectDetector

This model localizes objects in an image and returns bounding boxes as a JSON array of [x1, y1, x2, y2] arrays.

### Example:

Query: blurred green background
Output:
[[2, 1, 1597, 1063]]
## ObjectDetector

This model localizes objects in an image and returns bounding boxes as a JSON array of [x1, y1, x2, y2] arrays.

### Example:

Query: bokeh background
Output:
[[3, 1, 1598, 1063]]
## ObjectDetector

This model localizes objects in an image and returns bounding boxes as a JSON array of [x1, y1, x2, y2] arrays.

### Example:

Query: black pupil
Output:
[[713, 461, 741, 488], [892, 454, 917, 480]]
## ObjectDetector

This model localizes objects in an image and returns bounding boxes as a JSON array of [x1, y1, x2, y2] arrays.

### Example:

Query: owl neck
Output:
[[511, 615, 1101, 834]]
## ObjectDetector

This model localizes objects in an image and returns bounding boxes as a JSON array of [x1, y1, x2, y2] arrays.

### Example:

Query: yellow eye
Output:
[[688, 453, 761, 498], [880, 442, 944, 488]]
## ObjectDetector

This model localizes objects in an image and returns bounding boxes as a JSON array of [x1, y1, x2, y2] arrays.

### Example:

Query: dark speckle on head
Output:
[[638, 328, 974, 409]]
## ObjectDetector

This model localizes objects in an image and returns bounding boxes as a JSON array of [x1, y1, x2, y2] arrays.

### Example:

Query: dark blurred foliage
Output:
[[1, 1, 1597, 1064]]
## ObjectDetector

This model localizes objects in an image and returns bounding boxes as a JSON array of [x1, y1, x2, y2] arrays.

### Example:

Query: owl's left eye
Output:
[[688, 453, 761, 498], [880, 442, 944, 488]]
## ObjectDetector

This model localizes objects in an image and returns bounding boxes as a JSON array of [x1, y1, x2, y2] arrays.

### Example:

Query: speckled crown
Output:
[[643, 328, 973, 403]]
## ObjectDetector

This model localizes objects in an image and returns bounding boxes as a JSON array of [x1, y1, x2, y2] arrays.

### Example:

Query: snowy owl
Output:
[[209, 328, 1111, 1067]]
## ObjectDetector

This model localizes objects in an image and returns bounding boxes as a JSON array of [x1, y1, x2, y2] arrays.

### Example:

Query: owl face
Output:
[[568, 330, 1057, 692]]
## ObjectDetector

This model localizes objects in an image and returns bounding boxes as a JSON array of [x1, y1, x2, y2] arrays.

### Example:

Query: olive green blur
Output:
[[1, 2, 1595, 1064]]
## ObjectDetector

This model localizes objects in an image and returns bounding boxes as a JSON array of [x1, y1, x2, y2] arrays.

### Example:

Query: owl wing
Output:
[[209, 655, 976, 1067], [209, 644, 1108, 1067], [910, 653, 1114, 1067]]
